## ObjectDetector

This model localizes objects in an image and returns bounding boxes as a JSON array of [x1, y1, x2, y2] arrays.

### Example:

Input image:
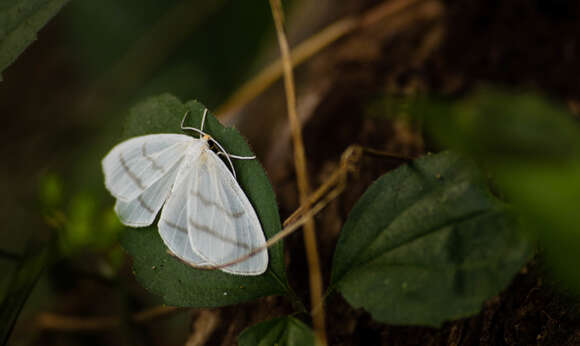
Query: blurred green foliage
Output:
[[414, 87, 580, 291], [0, 246, 50, 345], [38, 173, 123, 257], [61, 0, 275, 107], [38, 173, 63, 210], [417, 88, 580, 161], [0, 0, 70, 80]]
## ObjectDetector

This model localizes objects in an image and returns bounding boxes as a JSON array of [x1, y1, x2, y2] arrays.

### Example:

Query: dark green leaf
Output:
[[416, 88, 580, 291], [117, 94, 289, 307], [0, 246, 50, 345], [0, 0, 70, 80], [238, 316, 315, 346], [330, 151, 531, 327]]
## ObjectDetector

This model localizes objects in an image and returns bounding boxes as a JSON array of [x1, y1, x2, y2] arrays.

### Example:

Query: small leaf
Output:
[[238, 316, 315, 346], [117, 94, 289, 306], [330, 151, 531, 327], [0, 246, 50, 345], [0, 0, 70, 80]]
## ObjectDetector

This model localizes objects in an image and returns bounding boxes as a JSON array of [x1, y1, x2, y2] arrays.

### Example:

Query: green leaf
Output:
[[330, 151, 531, 327], [117, 94, 289, 307], [0, 246, 50, 345], [238, 316, 315, 346], [493, 161, 580, 287], [0, 0, 70, 80], [415, 88, 580, 290]]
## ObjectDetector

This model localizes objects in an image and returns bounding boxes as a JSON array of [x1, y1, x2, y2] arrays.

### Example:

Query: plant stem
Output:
[[268, 1, 327, 344], [218, 0, 431, 121]]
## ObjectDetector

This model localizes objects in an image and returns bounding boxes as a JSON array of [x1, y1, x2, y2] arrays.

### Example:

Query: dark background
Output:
[[1, 0, 580, 345]]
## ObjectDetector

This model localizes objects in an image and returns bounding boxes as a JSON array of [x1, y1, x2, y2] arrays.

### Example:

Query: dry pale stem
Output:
[[185, 310, 221, 346], [217, 0, 434, 121], [206, 165, 353, 271], [36, 306, 179, 331], [217, 16, 358, 120], [188, 145, 363, 271], [269, 0, 326, 344]]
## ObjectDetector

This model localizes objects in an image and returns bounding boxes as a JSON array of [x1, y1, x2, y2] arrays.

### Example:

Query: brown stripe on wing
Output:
[[141, 142, 165, 173], [189, 218, 251, 250], [162, 219, 188, 233], [137, 195, 155, 213], [190, 190, 245, 219], [119, 152, 145, 190]]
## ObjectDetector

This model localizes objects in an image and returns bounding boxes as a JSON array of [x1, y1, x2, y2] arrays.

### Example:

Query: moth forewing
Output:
[[102, 110, 269, 276]]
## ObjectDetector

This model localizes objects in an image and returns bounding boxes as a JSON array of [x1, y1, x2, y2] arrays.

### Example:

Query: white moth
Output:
[[102, 109, 268, 275]]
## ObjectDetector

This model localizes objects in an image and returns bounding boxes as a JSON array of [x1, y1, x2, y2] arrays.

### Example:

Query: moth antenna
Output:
[[180, 110, 190, 129], [181, 109, 209, 139], [209, 137, 238, 179], [181, 126, 207, 138], [200, 108, 208, 134], [183, 107, 255, 178], [218, 152, 256, 160]]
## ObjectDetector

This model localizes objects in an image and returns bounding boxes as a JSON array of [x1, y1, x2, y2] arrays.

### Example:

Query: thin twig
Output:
[[185, 310, 220, 346], [217, 0, 430, 121], [188, 168, 352, 272], [36, 306, 180, 332], [182, 145, 364, 271], [216, 16, 358, 120], [269, 1, 326, 344], [283, 145, 363, 227], [361, 147, 416, 161]]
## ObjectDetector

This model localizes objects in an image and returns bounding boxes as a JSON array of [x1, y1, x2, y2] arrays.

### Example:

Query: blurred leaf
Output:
[[238, 316, 315, 346], [38, 173, 63, 209], [494, 162, 580, 288], [415, 87, 580, 161], [0, 246, 50, 345], [52, 191, 122, 256], [416, 88, 580, 290], [118, 94, 289, 307], [61, 193, 96, 253], [0, 0, 70, 80], [330, 151, 531, 327]]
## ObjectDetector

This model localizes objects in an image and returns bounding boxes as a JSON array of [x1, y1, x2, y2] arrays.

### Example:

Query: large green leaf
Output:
[[238, 316, 315, 346], [116, 94, 289, 306], [0, 0, 70, 80], [330, 151, 530, 327], [0, 246, 50, 345], [416, 88, 580, 290]]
